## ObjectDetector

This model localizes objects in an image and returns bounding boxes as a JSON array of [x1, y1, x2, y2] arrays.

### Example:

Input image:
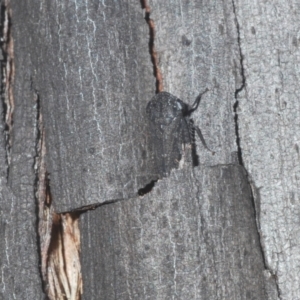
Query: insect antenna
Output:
[[188, 88, 209, 114]]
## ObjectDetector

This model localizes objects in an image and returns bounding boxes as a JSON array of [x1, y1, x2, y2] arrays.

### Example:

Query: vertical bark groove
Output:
[[0, 0, 14, 179], [141, 0, 163, 93], [231, 0, 245, 167], [33, 87, 82, 299], [232, 1, 281, 298]]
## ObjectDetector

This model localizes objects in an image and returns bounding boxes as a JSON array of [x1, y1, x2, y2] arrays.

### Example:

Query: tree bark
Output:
[[81, 165, 272, 299], [234, 2, 300, 298], [0, 0, 298, 299], [9, 0, 156, 213], [0, 1, 45, 298]]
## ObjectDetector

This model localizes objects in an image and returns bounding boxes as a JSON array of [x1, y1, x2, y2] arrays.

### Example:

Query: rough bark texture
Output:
[[81, 165, 270, 299], [41, 0, 157, 212], [81, 1, 278, 299], [0, 0, 298, 299], [0, 186, 44, 299], [0, 2, 45, 298], [234, 1, 300, 298], [9, 0, 156, 213], [148, 0, 240, 166]]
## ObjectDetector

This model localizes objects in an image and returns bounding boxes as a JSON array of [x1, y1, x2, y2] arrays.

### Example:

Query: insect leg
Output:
[[195, 125, 215, 154], [179, 118, 193, 167], [182, 118, 192, 145]]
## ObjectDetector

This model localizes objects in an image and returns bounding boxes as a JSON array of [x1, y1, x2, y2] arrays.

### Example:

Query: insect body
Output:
[[146, 89, 213, 177]]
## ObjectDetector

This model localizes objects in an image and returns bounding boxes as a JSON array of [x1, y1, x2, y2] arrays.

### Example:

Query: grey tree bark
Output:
[[0, 0, 298, 299]]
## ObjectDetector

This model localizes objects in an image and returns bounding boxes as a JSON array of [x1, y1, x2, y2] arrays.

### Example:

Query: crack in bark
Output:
[[138, 179, 157, 196], [231, 1, 281, 299], [32, 84, 82, 299], [70, 197, 134, 213], [32, 82, 50, 296], [47, 213, 82, 300], [141, 0, 163, 93], [231, 0, 245, 167], [0, 0, 14, 180]]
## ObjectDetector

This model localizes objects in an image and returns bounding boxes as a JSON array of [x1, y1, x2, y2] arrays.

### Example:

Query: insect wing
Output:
[[146, 92, 185, 176]]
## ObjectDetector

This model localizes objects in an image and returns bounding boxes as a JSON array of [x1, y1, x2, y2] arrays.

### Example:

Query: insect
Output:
[[146, 89, 214, 177]]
